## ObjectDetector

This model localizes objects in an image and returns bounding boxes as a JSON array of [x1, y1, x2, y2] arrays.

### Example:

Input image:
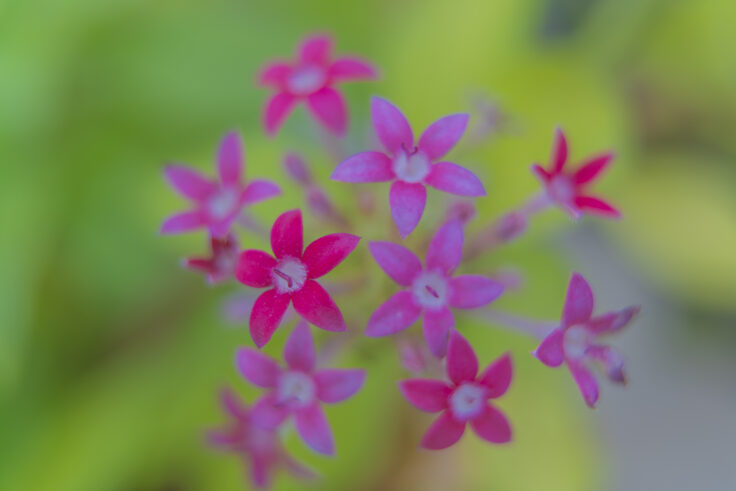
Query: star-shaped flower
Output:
[[534, 273, 641, 407], [365, 220, 504, 357], [207, 388, 314, 489], [531, 128, 620, 219], [259, 34, 378, 137], [237, 322, 366, 455], [331, 97, 486, 238], [235, 209, 360, 347], [183, 233, 239, 284], [161, 132, 281, 237], [399, 331, 513, 450]]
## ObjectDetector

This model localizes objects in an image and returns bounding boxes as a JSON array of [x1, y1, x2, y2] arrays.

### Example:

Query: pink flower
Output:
[[237, 322, 366, 455], [399, 331, 513, 450], [531, 128, 620, 219], [183, 233, 239, 284], [534, 273, 641, 407], [161, 132, 281, 237], [259, 34, 378, 137], [331, 97, 486, 238], [207, 388, 314, 489], [235, 209, 360, 347], [365, 220, 504, 357]]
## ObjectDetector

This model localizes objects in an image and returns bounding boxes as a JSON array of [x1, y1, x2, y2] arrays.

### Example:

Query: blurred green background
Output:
[[2, 0, 735, 490]]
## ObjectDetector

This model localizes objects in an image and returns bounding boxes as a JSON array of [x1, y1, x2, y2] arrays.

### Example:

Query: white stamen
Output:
[[271, 257, 307, 294], [287, 65, 327, 96], [393, 149, 431, 183], [449, 383, 486, 421], [277, 371, 316, 409], [412, 271, 448, 310]]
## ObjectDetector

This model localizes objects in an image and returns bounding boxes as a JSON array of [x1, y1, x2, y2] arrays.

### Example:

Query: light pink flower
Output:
[[207, 388, 314, 489], [331, 97, 486, 238], [531, 128, 620, 219], [365, 220, 504, 357], [183, 234, 239, 284], [161, 132, 281, 237], [534, 273, 641, 408], [259, 34, 378, 137], [237, 322, 366, 455], [399, 331, 513, 450], [235, 209, 360, 347]]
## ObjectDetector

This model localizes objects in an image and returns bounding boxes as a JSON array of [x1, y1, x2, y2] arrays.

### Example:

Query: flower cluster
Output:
[[161, 34, 641, 488]]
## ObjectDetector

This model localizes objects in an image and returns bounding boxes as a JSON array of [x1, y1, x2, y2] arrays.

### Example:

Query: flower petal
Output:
[[328, 56, 378, 81], [470, 404, 512, 444], [218, 387, 248, 418], [530, 163, 552, 182], [306, 87, 347, 136], [217, 132, 243, 186], [562, 272, 594, 327], [448, 275, 504, 309], [249, 289, 291, 348], [569, 361, 599, 408], [251, 393, 290, 429], [370, 96, 414, 154], [368, 241, 422, 286], [250, 452, 276, 489], [418, 114, 469, 161], [425, 162, 485, 197], [235, 249, 276, 288], [398, 379, 451, 413], [533, 328, 565, 367], [420, 411, 465, 450], [331, 151, 394, 182], [587, 305, 641, 334], [314, 369, 365, 403], [292, 280, 346, 331], [284, 321, 316, 372], [586, 345, 626, 384], [235, 348, 281, 388], [573, 195, 621, 218], [160, 210, 207, 234], [164, 165, 216, 202], [478, 353, 513, 399], [446, 330, 478, 384], [302, 233, 360, 279], [263, 92, 298, 136], [298, 35, 332, 65], [365, 291, 422, 337], [551, 127, 568, 172], [258, 61, 291, 88], [425, 219, 463, 275], [573, 153, 614, 185], [270, 209, 302, 259], [389, 181, 426, 239], [294, 403, 335, 455], [242, 179, 281, 204], [422, 307, 454, 358]]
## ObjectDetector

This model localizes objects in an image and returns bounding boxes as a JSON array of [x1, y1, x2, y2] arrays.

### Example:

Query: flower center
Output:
[[287, 65, 327, 96], [393, 147, 430, 183], [277, 371, 316, 409], [546, 176, 576, 204], [271, 257, 307, 294], [412, 271, 448, 310], [564, 326, 590, 360], [449, 383, 486, 421], [208, 188, 238, 220]]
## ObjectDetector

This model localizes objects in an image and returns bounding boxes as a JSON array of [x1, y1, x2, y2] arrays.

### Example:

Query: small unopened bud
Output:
[[283, 153, 312, 186], [493, 211, 527, 242], [445, 201, 477, 225]]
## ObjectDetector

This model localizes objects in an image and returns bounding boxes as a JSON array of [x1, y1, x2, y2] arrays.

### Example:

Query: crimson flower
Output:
[[531, 128, 620, 219], [259, 34, 378, 137], [235, 209, 360, 347], [399, 331, 513, 450], [534, 273, 641, 407], [183, 234, 239, 284], [331, 97, 486, 238]]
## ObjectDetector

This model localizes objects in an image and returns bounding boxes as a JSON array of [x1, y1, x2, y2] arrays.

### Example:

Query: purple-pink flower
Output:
[[235, 209, 360, 347], [365, 220, 504, 357], [534, 273, 641, 407], [331, 97, 486, 238], [237, 322, 365, 455], [161, 132, 281, 237], [183, 233, 239, 284], [399, 331, 513, 450], [259, 34, 378, 137]]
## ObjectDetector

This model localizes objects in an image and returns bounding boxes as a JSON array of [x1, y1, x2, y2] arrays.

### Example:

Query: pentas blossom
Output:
[[161, 132, 281, 237], [207, 388, 314, 489], [534, 273, 641, 407], [365, 220, 504, 357], [531, 128, 620, 219], [183, 234, 239, 284], [235, 209, 360, 347], [259, 34, 378, 136], [237, 322, 365, 455], [399, 331, 513, 450], [331, 97, 486, 238]]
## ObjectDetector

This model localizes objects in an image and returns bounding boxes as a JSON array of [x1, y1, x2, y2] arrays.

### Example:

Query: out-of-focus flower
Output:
[[183, 234, 239, 284], [331, 97, 486, 238], [235, 209, 360, 347], [534, 273, 641, 407], [161, 132, 281, 237], [399, 331, 513, 450]]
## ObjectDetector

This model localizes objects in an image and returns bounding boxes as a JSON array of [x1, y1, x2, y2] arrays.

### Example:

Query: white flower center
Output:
[[271, 257, 307, 294], [449, 383, 486, 421], [412, 271, 448, 310], [277, 371, 316, 409], [546, 176, 576, 204], [208, 188, 238, 220], [393, 149, 431, 183], [287, 65, 327, 96], [564, 326, 590, 360]]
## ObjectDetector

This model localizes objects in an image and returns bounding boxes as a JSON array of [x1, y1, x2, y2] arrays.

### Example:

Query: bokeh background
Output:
[[1, 0, 735, 490]]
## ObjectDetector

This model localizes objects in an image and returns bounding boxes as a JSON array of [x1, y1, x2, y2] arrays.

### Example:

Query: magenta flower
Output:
[[183, 233, 239, 284], [365, 220, 504, 357], [331, 97, 486, 238], [161, 132, 281, 237], [399, 331, 513, 450], [534, 273, 641, 407], [531, 128, 620, 219], [237, 322, 366, 455], [259, 34, 378, 137], [207, 388, 314, 489], [235, 209, 360, 347]]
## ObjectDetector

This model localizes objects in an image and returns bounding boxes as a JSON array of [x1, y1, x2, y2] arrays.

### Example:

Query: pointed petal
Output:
[[251, 393, 290, 429], [270, 209, 302, 259], [587, 345, 626, 384], [306, 87, 347, 136], [242, 179, 281, 204], [418, 114, 469, 161], [365, 290, 422, 337], [164, 165, 216, 202], [294, 403, 335, 455], [219, 387, 248, 418], [314, 369, 365, 403], [573, 153, 614, 185], [426, 219, 463, 275], [235, 249, 276, 288], [573, 195, 621, 218], [569, 361, 599, 408], [423, 307, 454, 358], [471, 405, 512, 444], [448, 275, 504, 309], [370, 96, 414, 153], [217, 132, 243, 186], [328, 56, 378, 81], [263, 92, 298, 136], [533, 328, 565, 367], [250, 289, 291, 348], [478, 353, 513, 398], [160, 210, 207, 234], [236, 348, 281, 388], [302, 233, 360, 279], [425, 162, 486, 197], [284, 321, 316, 372], [562, 273, 595, 327], [420, 411, 465, 450], [330, 151, 394, 182], [292, 280, 345, 331], [258, 61, 292, 88], [447, 331, 478, 384], [368, 241, 422, 286], [530, 163, 552, 182], [249, 453, 275, 489], [298, 35, 332, 65], [399, 379, 451, 412], [551, 127, 568, 172], [587, 305, 641, 334], [389, 181, 426, 239]]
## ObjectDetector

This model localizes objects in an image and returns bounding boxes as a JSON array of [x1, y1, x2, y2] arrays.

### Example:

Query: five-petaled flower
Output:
[[365, 219, 504, 357], [331, 97, 486, 238], [235, 209, 360, 347], [161, 132, 281, 237], [183, 233, 239, 284], [531, 128, 620, 219], [534, 273, 641, 408], [207, 388, 314, 489], [237, 322, 366, 455], [259, 34, 378, 137], [399, 331, 513, 450]]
